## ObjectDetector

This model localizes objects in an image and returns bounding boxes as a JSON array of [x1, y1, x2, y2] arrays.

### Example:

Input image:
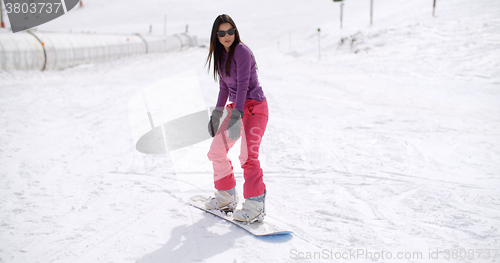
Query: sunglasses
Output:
[[217, 28, 236, 37]]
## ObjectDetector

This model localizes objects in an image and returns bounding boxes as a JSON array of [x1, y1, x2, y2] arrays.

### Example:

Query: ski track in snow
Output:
[[1, 0, 500, 262]]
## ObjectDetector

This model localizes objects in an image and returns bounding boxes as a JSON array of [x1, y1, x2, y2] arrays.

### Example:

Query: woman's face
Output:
[[217, 22, 235, 52]]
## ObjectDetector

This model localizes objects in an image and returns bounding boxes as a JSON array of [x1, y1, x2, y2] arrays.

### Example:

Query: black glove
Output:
[[208, 109, 223, 137], [227, 109, 243, 140]]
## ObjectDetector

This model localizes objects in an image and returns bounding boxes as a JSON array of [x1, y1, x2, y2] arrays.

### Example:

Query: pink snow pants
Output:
[[207, 99, 268, 199]]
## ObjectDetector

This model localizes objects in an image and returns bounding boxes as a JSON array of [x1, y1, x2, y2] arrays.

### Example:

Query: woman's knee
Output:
[[208, 149, 226, 162]]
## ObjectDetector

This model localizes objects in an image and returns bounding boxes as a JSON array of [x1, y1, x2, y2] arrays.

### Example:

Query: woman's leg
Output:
[[207, 105, 240, 190], [239, 100, 269, 199]]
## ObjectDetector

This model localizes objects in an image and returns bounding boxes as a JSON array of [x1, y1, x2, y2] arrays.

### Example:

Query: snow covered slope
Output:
[[1, 0, 499, 262]]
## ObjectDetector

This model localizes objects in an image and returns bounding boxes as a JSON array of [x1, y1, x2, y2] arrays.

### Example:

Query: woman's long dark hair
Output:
[[205, 14, 241, 81]]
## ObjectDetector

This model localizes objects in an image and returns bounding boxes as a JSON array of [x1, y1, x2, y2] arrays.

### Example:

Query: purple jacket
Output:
[[216, 43, 266, 112]]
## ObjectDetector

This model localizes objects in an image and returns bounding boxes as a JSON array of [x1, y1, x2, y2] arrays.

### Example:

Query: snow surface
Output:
[[1, 0, 500, 262]]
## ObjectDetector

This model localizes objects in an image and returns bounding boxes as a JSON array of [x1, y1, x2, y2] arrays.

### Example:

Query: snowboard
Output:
[[188, 195, 293, 236]]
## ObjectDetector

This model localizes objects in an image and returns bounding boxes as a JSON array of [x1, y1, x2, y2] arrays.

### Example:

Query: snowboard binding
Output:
[[220, 207, 234, 215]]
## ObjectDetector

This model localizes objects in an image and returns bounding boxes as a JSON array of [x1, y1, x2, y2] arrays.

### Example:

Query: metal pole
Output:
[[0, 0, 5, 28], [340, 2, 344, 29], [289, 31, 291, 50], [164, 14, 167, 36], [433, 0, 436, 16], [318, 28, 321, 59], [370, 0, 373, 25]]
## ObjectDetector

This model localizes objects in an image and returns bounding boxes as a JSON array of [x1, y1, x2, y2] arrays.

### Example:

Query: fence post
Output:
[[340, 2, 344, 29], [164, 14, 167, 36], [318, 28, 321, 59], [333, 0, 344, 29], [289, 31, 291, 50], [0, 0, 5, 28], [370, 0, 374, 25]]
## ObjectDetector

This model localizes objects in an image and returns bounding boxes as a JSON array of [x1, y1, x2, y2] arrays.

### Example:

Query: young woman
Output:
[[205, 14, 269, 224]]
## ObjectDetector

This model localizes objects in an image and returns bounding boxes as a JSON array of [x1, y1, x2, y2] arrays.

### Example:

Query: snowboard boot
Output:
[[205, 188, 238, 214], [233, 190, 266, 224]]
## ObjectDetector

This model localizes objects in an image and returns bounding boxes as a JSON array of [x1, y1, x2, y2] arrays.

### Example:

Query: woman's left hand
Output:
[[227, 110, 243, 140]]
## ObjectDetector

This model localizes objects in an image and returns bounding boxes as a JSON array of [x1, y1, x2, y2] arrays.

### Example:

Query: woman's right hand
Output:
[[208, 109, 224, 137]]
